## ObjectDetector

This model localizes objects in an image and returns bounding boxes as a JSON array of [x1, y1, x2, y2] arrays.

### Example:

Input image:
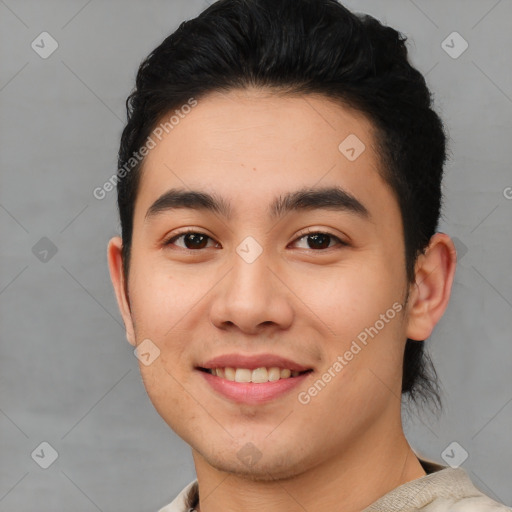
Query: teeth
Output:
[[280, 369, 291, 379], [224, 367, 235, 380], [208, 366, 307, 383], [251, 367, 268, 383], [268, 367, 281, 381], [235, 368, 252, 383]]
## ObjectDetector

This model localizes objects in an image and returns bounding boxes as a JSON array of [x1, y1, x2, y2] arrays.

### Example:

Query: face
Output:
[[110, 88, 416, 480]]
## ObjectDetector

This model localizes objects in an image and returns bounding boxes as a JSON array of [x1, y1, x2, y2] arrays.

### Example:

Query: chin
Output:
[[197, 442, 309, 482]]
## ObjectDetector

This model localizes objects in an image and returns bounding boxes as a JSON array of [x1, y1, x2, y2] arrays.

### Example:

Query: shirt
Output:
[[157, 458, 511, 511]]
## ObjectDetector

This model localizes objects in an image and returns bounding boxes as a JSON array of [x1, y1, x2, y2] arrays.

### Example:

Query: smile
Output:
[[199, 366, 311, 383], [197, 367, 313, 404]]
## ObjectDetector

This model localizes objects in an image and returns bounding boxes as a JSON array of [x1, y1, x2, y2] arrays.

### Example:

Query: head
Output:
[[108, 0, 456, 479]]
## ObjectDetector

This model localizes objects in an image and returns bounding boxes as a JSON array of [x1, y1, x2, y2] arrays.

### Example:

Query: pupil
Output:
[[185, 233, 207, 249], [182, 233, 331, 250], [308, 233, 330, 249]]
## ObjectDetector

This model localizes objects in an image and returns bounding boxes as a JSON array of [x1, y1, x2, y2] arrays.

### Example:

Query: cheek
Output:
[[289, 257, 402, 339], [129, 269, 197, 396], [129, 262, 197, 338], [139, 361, 193, 435], [293, 257, 407, 396], [139, 356, 232, 449]]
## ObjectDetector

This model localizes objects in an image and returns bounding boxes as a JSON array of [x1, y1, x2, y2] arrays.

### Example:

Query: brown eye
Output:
[[165, 231, 219, 250], [292, 231, 346, 250]]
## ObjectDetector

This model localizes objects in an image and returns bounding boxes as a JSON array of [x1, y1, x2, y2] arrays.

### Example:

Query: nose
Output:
[[209, 245, 294, 335]]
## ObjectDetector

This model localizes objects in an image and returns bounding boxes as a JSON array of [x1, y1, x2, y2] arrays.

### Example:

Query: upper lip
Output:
[[199, 353, 313, 372]]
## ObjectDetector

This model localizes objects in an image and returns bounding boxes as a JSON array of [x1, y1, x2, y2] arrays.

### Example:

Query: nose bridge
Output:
[[228, 237, 275, 309], [209, 236, 293, 332]]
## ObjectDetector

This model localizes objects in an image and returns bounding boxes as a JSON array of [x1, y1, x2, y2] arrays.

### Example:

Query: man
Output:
[[107, 0, 510, 510]]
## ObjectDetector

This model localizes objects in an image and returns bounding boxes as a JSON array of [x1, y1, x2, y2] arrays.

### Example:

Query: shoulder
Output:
[[364, 465, 510, 512], [417, 467, 510, 511], [157, 480, 198, 512], [421, 493, 511, 511]]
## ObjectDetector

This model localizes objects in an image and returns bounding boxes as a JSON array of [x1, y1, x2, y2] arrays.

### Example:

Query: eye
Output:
[[163, 230, 220, 250], [290, 230, 347, 250], [163, 229, 347, 252]]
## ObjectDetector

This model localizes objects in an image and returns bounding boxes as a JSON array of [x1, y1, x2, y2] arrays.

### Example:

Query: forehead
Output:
[[133, 88, 394, 224]]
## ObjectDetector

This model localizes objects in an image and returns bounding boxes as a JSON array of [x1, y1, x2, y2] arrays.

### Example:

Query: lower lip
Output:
[[198, 370, 311, 404]]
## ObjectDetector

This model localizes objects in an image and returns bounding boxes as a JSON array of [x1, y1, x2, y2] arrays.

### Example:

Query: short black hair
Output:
[[116, 0, 446, 411]]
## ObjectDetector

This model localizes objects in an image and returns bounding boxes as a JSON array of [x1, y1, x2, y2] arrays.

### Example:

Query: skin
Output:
[[108, 88, 457, 512]]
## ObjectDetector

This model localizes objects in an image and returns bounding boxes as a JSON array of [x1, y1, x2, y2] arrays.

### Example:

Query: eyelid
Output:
[[163, 228, 220, 248], [290, 227, 348, 248], [163, 227, 348, 251]]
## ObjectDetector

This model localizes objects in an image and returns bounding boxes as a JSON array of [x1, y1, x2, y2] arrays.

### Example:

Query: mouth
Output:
[[196, 361, 314, 404], [197, 366, 313, 383], [195, 353, 314, 404]]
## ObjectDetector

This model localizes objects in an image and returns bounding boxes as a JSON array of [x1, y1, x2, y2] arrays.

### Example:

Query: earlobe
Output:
[[406, 233, 457, 341], [107, 236, 137, 346]]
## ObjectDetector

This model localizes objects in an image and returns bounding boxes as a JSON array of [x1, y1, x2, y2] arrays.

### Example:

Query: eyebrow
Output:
[[144, 186, 370, 222]]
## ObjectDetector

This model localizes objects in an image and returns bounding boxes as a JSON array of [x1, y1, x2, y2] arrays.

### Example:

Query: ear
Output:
[[406, 233, 457, 341], [107, 236, 136, 346]]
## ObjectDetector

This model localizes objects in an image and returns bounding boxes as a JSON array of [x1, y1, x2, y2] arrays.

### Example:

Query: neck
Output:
[[191, 415, 426, 512]]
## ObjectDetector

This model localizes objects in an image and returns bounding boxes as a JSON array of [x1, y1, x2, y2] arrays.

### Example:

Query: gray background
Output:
[[0, 0, 511, 510]]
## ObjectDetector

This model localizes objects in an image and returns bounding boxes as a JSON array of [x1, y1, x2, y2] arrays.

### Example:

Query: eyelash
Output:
[[162, 228, 347, 252]]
